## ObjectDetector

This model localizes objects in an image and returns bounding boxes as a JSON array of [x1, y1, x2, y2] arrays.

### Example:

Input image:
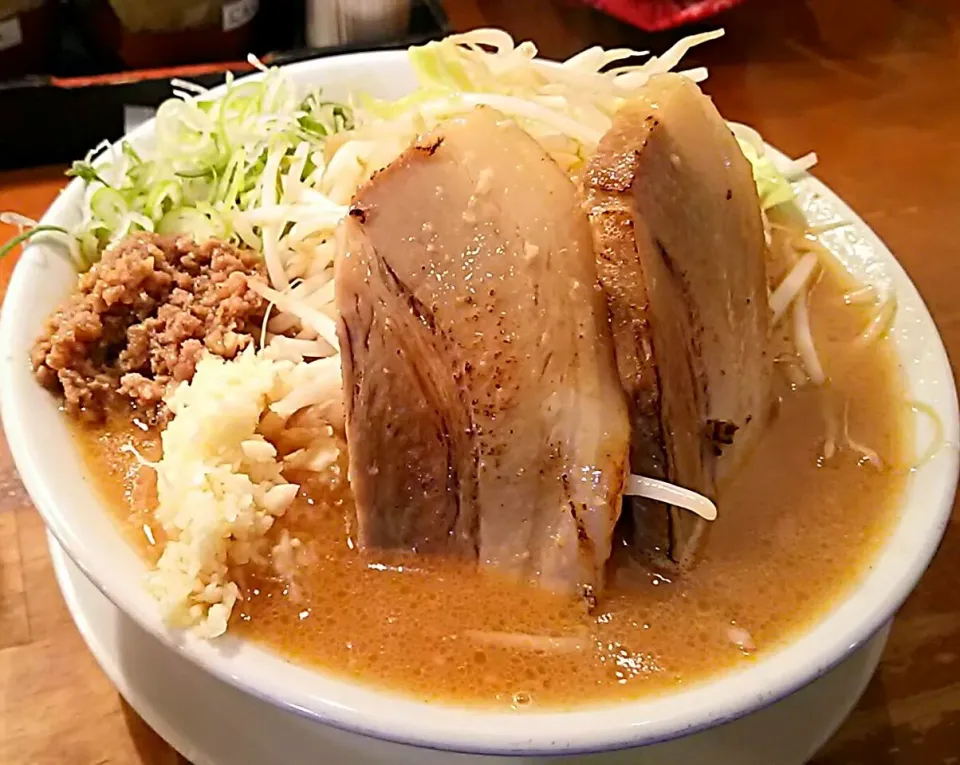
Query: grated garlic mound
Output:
[[145, 348, 341, 638]]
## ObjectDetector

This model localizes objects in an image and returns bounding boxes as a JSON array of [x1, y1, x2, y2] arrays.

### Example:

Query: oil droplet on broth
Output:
[[513, 691, 533, 707]]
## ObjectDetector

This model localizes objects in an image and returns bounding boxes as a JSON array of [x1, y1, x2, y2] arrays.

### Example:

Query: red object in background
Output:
[[583, 0, 745, 31]]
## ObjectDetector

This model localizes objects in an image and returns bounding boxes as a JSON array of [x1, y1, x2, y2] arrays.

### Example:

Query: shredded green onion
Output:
[[66, 161, 110, 187], [55, 65, 353, 271], [0, 225, 70, 261]]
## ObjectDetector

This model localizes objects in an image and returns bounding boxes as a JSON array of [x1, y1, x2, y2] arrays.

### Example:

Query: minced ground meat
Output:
[[32, 233, 267, 422]]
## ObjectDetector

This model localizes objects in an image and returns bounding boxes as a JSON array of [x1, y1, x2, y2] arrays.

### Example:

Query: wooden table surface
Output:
[[2, 0, 959, 762]]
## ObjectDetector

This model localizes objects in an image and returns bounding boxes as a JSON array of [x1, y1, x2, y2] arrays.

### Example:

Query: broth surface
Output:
[[73, 261, 908, 710]]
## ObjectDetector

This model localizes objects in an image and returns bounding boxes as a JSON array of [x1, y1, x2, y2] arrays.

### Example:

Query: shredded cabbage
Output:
[[737, 140, 798, 209], [729, 122, 816, 210]]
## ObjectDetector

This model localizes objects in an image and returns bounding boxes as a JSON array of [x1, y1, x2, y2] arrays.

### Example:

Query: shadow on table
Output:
[[120, 699, 191, 765]]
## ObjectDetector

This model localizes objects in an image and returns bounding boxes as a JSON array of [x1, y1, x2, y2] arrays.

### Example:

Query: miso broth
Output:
[[73, 259, 907, 709]]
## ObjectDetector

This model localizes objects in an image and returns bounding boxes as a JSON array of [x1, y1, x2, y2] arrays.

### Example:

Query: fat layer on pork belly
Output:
[[336, 106, 631, 598], [583, 73, 772, 569]]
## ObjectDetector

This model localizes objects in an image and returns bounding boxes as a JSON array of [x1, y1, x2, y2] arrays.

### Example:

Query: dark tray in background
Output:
[[0, 0, 450, 171]]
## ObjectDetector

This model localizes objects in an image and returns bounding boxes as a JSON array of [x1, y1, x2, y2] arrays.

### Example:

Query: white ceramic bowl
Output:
[[1, 50, 957, 757]]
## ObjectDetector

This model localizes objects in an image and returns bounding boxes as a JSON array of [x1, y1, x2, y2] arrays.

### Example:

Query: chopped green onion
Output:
[[67, 161, 110, 187], [90, 187, 129, 228], [0, 225, 70, 261], [78, 231, 101, 268], [157, 207, 223, 240], [122, 142, 142, 165], [64, 65, 353, 269], [145, 181, 183, 222]]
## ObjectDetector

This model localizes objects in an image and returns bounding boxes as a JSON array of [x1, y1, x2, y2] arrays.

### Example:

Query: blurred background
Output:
[[0, 0, 746, 169]]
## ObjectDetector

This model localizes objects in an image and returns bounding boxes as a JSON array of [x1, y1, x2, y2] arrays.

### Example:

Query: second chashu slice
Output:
[[583, 73, 772, 569], [336, 106, 631, 598]]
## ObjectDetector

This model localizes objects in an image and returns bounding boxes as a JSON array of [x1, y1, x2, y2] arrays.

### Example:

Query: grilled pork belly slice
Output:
[[583, 73, 772, 568], [336, 106, 631, 597]]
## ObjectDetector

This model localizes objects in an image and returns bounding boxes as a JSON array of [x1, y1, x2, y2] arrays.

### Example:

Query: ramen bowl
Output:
[[1, 50, 957, 759]]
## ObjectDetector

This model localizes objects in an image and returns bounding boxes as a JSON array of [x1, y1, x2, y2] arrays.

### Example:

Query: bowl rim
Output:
[[1, 47, 958, 756]]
